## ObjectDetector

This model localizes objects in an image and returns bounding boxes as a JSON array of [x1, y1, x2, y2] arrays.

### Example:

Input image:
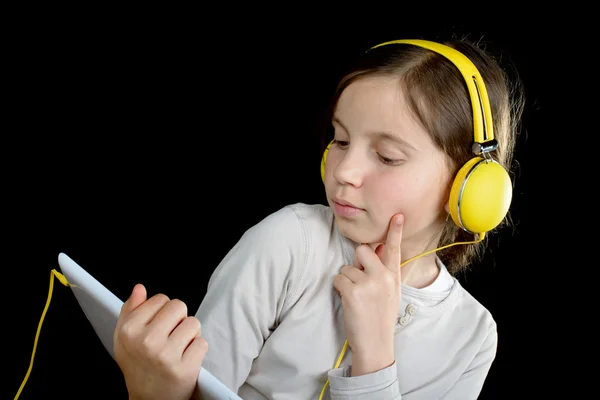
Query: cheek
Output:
[[370, 173, 409, 204], [368, 177, 408, 219], [370, 174, 444, 225]]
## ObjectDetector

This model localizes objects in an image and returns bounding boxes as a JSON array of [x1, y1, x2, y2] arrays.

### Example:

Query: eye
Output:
[[332, 139, 349, 148], [378, 153, 403, 166]]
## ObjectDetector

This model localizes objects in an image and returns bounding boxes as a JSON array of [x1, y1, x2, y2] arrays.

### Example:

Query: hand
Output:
[[333, 214, 404, 376], [114, 284, 208, 400]]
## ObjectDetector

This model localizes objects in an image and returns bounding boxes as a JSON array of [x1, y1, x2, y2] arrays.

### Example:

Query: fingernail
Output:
[[396, 215, 404, 225]]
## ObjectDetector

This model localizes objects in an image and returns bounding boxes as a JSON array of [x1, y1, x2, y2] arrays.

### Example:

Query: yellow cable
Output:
[[14, 269, 72, 400], [318, 339, 349, 399], [317, 235, 484, 399]]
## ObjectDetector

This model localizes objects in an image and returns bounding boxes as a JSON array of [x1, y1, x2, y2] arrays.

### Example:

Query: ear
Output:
[[444, 201, 450, 214]]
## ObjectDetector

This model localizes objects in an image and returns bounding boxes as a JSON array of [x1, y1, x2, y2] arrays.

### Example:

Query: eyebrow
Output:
[[332, 116, 418, 151]]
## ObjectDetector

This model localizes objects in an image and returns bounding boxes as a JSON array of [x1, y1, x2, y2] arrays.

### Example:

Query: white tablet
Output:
[[57, 252, 242, 400]]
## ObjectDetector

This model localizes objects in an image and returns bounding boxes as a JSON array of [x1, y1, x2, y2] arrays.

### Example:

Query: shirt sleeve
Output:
[[326, 323, 497, 400], [327, 362, 401, 400], [194, 205, 307, 392], [439, 324, 498, 400]]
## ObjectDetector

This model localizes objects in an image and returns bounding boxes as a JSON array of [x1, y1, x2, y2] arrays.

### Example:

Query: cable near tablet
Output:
[[14, 269, 73, 400]]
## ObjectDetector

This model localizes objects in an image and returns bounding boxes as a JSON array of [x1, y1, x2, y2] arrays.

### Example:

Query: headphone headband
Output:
[[368, 39, 495, 151]]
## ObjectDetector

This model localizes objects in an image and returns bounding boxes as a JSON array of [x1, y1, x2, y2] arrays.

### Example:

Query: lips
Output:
[[331, 198, 365, 218], [333, 198, 363, 210]]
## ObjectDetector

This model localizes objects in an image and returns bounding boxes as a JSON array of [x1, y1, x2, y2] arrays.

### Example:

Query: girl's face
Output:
[[324, 76, 452, 250]]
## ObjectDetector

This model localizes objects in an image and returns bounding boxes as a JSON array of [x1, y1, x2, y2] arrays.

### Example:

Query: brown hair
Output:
[[320, 38, 525, 275]]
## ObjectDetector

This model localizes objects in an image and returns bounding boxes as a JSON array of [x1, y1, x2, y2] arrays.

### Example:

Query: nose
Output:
[[332, 148, 365, 187]]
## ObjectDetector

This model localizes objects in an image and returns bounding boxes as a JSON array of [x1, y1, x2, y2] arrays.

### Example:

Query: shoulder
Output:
[[231, 203, 336, 262], [207, 203, 335, 289], [242, 202, 349, 275], [231, 203, 338, 299], [245, 202, 334, 244], [452, 279, 497, 336]]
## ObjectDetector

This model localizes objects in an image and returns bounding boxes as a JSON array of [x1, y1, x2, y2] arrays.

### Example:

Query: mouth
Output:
[[331, 198, 365, 217], [333, 198, 363, 209]]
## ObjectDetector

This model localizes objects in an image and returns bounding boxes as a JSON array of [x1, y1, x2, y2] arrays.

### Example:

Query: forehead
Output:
[[334, 76, 429, 144]]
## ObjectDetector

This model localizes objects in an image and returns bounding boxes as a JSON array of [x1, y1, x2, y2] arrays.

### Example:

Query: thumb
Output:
[[118, 283, 147, 321], [114, 284, 147, 351]]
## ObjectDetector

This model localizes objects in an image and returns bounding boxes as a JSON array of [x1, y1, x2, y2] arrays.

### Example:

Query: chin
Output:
[[334, 218, 384, 245]]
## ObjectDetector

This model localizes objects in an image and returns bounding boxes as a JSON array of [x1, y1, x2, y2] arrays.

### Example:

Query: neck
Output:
[[365, 241, 441, 288], [401, 254, 440, 288]]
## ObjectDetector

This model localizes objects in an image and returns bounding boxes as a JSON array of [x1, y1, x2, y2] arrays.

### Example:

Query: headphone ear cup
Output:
[[448, 157, 513, 234], [321, 142, 332, 183]]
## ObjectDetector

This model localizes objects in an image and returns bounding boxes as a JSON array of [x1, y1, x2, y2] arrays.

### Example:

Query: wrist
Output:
[[351, 350, 395, 376]]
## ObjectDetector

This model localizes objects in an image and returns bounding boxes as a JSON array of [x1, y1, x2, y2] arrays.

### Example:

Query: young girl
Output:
[[113, 37, 525, 399]]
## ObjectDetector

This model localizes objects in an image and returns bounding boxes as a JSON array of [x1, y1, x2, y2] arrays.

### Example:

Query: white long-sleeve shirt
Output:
[[195, 203, 497, 399]]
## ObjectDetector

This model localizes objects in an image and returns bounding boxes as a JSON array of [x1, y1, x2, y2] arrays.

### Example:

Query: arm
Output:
[[194, 206, 307, 392], [327, 362, 401, 400], [327, 322, 497, 400], [440, 325, 498, 400]]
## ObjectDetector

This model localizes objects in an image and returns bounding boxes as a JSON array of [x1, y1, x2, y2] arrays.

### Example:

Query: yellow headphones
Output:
[[320, 39, 512, 236]]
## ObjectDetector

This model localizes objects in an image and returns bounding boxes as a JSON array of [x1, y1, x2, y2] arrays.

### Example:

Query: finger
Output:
[[352, 249, 364, 271], [125, 292, 172, 328], [354, 244, 383, 275], [339, 265, 366, 284], [375, 243, 400, 281], [333, 273, 353, 297], [168, 316, 202, 357], [182, 335, 209, 369], [148, 298, 189, 338], [383, 214, 404, 279], [116, 283, 147, 330], [375, 243, 385, 260]]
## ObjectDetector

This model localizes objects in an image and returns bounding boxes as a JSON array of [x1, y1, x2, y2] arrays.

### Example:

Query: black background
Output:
[[6, 8, 563, 400]]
